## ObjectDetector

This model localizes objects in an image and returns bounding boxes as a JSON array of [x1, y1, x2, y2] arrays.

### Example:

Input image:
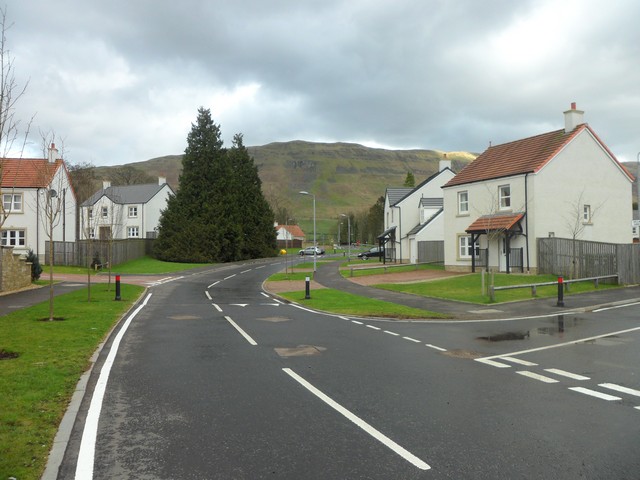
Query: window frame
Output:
[[128, 206, 138, 218], [583, 204, 592, 224], [499, 185, 511, 210], [3, 193, 23, 213], [1, 229, 26, 247], [457, 191, 469, 215], [458, 234, 479, 259], [127, 226, 140, 238], [101, 206, 109, 218]]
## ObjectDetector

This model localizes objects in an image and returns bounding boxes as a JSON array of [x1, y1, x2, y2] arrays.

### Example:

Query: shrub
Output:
[[26, 249, 43, 281]]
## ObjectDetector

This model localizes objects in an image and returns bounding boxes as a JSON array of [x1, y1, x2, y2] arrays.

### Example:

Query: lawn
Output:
[[0, 284, 145, 480], [50, 256, 212, 275], [340, 262, 443, 278], [375, 272, 618, 304], [277, 288, 448, 319]]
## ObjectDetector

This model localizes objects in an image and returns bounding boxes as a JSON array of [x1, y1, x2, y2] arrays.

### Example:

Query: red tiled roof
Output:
[[444, 124, 632, 187], [466, 213, 524, 233], [1, 158, 62, 188], [277, 224, 305, 238]]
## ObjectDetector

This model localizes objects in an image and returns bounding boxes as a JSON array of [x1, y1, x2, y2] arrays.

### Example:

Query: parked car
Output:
[[299, 246, 325, 256], [357, 246, 384, 260]]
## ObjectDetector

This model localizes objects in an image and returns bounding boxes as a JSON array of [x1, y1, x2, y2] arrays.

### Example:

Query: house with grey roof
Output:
[[383, 161, 456, 263], [80, 177, 174, 241]]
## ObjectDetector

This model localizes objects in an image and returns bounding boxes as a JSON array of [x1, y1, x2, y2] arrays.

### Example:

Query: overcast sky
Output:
[[6, 0, 640, 166]]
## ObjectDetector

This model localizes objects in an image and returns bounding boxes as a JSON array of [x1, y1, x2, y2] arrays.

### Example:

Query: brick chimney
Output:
[[564, 102, 585, 133], [47, 143, 59, 163]]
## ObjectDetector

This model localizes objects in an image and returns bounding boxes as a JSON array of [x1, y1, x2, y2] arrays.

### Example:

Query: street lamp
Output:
[[340, 213, 351, 261], [299, 191, 316, 272]]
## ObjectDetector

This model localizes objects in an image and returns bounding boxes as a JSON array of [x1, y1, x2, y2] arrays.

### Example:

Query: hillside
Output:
[[97, 141, 476, 223]]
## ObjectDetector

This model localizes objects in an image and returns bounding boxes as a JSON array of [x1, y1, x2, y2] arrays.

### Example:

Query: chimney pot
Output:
[[571, 102, 576, 110]]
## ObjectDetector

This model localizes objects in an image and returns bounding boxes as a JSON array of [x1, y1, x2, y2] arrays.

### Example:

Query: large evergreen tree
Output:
[[154, 107, 276, 262]]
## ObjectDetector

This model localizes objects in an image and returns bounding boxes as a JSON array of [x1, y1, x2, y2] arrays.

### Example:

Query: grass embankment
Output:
[[49, 256, 212, 276], [0, 284, 145, 480]]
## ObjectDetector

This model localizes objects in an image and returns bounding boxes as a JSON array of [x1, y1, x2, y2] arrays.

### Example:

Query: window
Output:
[[128, 206, 138, 218], [127, 226, 139, 238], [458, 235, 479, 259], [1, 229, 25, 247], [3, 193, 22, 213], [458, 191, 469, 215], [88, 207, 93, 219], [89, 228, 96, 239], [499, 185, 511, 210], [102, 207, 108, 218], [583, 205, 591, 223]]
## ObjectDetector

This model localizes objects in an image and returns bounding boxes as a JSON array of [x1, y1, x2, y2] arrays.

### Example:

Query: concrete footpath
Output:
[[312, 260, 640, 320]]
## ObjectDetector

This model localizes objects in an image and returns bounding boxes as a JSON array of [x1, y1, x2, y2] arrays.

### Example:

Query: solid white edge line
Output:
[[75, 293, 152, 480], [516, 371, 559, 383], [544, 369, 590, 381], [569, 387, 621, 401], [224, 316, 258, 346], [594, 301, 640, 312], [212, 303, 222, 313], [599, 383, 640, 397], [282, 368, 430, 471]]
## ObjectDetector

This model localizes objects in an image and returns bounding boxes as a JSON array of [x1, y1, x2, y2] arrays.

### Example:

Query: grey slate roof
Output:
[[387, 188, 413, 206], [419, 197, 443, 208], [81, 183, 170, 207]]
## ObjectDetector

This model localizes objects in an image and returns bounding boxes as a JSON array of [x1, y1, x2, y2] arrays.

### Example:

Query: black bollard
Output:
[[115, 274, 122, 301], [305, 276, 311, 299], [556, 276, 564, 307]]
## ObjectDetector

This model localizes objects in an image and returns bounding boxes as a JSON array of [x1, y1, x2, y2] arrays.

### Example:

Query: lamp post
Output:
[[299, 191, 316, 272], [340, 213, 351, 261]]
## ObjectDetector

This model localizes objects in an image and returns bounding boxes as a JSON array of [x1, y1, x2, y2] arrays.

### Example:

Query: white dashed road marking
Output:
[[569, 387, 621, 401], [516, 371, 559, 383], [544, 369, 590, 381]]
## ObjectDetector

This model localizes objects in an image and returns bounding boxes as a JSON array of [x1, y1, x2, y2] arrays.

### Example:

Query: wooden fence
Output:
[[537, 237, 640, 284], [45, 239, 155, 267]]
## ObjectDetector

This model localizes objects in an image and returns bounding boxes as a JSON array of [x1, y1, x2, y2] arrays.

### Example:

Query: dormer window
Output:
[[499, 185, 511, 210]]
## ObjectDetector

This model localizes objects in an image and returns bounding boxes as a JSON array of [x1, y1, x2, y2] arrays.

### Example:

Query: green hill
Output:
[[94, 141, 476, 242]]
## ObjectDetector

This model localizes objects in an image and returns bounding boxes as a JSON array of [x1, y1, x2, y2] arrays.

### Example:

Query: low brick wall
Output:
[[0, 247, 31, 292]]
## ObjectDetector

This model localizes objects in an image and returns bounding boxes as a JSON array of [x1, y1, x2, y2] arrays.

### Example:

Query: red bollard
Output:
[[556, 276, 564, 307], [115, 274, 122, 301]]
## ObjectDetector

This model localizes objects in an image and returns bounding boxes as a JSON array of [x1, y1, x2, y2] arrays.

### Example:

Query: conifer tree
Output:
[[154, 108, 277, 262]]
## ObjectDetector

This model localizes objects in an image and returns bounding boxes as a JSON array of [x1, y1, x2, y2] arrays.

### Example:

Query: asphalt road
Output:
[[55, 259, 640, 479]]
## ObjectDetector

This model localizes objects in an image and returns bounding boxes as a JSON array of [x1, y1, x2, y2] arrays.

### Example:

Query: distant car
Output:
[[299, 246, 325, 256], [357, 246, 384, 260]]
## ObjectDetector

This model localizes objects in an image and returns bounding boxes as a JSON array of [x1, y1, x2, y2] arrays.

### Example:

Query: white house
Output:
[[80, 177, 174, 240], [442, 103, 634, 273], [0, 144, 77, 261], [383, 162, 456, 263], [275, 223, 305, 249]]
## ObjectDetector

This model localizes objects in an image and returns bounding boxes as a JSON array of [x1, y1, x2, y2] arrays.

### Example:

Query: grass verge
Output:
[[375, 273, 618, 304], [277, 288, 448, 319], [50, 256, 212, 276], [0, 284, 145, 480], [340, 263, 443, 278]]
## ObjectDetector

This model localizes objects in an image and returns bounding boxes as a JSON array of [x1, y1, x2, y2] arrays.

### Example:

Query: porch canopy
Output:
[[377, 226, 396, 264], [465, 213, 525, 273]]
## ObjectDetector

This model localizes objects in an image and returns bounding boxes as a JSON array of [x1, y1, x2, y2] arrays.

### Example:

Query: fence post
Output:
[[531, 285, 537, 297], [489, 286, 495, 302]]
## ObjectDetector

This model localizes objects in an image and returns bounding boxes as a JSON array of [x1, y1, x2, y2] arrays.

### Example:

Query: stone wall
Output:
[[0, 247, 32, 292]]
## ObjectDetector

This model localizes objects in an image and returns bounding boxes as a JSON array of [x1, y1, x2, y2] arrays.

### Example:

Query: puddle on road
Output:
[[477, 315, 586, 342], [258, 316, 291, 323]]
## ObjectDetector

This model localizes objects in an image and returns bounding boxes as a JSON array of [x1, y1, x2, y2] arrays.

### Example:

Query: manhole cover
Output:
[[274, 345, 326, 357]]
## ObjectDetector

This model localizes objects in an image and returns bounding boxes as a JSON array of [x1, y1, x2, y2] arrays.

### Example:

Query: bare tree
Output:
[[563, 190, 603, 279], [0, 6, 32, 236], [109, 165, 154, 186]]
